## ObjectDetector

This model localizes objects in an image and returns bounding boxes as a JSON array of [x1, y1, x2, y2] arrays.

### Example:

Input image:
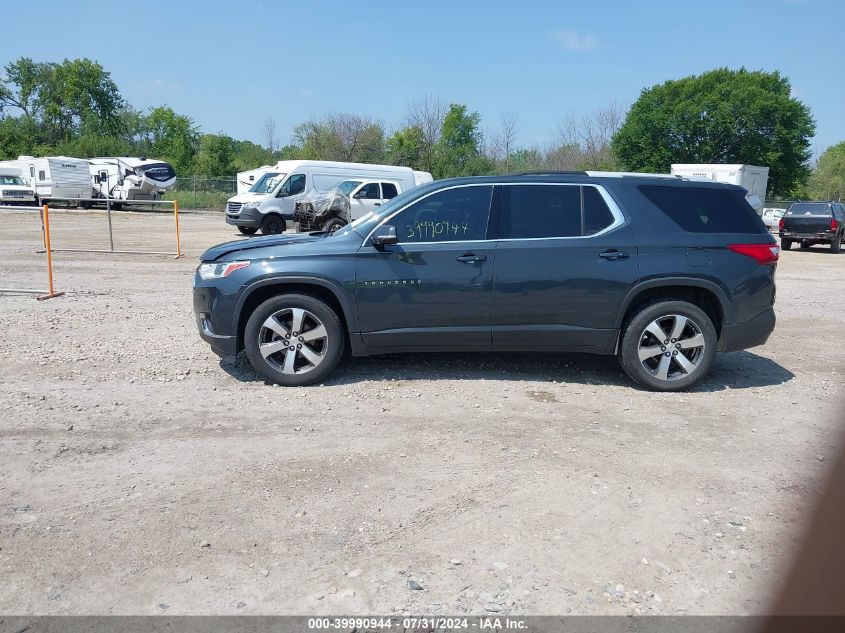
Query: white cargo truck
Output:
[[670, 164, 769, 213], [225, 160, 433, 235]]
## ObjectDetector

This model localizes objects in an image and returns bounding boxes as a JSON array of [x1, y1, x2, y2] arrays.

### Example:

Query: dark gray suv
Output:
[[193, 173, 778, 391]]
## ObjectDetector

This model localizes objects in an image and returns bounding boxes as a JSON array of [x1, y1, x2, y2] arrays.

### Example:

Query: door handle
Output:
[[456, 253, 487, 263], [374, 203, 381, 207], [599, 250, 629, 260]]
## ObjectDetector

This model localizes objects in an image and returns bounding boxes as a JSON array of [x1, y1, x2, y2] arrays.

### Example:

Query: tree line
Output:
[[1, 58, 841, 199]]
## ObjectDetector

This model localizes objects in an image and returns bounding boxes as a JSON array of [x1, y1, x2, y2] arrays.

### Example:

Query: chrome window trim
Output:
[[364, 182, 626, 245]]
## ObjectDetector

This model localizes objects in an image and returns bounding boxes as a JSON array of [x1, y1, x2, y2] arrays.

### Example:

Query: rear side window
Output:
[[392, 185, 493, 243], [381, 182, 398, 199], [500, 184, 617, 239], [639, 185, 763, 233]]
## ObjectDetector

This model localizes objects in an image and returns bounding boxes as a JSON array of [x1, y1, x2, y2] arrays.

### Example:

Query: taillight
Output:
[[728, 243, 780, 264], [831, 218, 838, 231], [778, 218, 785, 231]]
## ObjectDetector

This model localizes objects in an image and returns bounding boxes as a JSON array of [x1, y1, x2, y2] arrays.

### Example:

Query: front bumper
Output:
[[226, 206, 262, 228], [193, 280, 238, 357], [720, 307, 776, 352]]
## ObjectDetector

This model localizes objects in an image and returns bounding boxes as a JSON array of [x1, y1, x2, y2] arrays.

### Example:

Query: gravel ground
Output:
[[0, 208, 842, 616]]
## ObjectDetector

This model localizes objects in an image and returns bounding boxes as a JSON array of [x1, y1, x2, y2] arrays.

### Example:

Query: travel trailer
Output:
[[670, 164, 769, 212], [89, 157, 177, 203], [0, 166, 37, 205], [225, 160, 433, 235], [0, 156, 91, 203]]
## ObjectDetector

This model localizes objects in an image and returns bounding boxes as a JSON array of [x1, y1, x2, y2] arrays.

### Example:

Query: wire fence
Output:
[[163, 176, 236, 210]]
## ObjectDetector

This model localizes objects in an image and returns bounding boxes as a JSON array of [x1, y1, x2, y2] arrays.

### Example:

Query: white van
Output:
[[225, 160, 433, 235], [0, 166, 37, 205], [0, 156, 92, 203]]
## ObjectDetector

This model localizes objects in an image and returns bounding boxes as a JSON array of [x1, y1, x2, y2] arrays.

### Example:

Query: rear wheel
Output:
[[244, 293, 344, 386], [781, 238, 792, 251], [618, 300, 717, 392], [832, 236, 842, 254], [800, 240, 810, 250], [237, 226, 258, 236], [260, 214, 285, 235]]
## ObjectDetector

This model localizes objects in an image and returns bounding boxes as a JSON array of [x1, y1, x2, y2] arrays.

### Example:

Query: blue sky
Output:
[[2, 0, 843, 156]]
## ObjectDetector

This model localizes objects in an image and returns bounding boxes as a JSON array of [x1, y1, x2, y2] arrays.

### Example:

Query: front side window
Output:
[[500, 184, 616, 239], [389, 185, 493, 243], [357, 183, 381, 199], [381, 182, 399, 199], [286, 173, 306, 196]]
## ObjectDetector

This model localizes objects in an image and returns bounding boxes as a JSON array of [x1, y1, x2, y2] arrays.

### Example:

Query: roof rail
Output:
[[506, 171, 589, 176], [584, 171, 684, 179]]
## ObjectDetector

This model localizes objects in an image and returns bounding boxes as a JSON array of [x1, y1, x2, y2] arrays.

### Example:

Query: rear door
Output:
[[492, 183, 639, 349], [355, 184, 496, 348]]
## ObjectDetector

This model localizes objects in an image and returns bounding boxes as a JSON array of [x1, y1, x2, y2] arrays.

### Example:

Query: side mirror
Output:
[[371, 224, 398, 249]]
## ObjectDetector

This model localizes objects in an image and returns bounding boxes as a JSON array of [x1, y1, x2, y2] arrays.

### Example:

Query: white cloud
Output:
[[552, 28, 599, 51]]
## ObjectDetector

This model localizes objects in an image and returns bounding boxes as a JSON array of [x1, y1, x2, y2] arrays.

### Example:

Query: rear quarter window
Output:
[[639, 185, 764, 233]]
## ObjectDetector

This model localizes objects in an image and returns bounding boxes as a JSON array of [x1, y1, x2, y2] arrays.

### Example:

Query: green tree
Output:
[[387, 125, 425, 170], [434, 104, 491, 178], [193, 133, 235, 176], [140, 106, 199, 175], [293, 113, 386, 163], [809, 142, 845, 201], [612, 68, 815, 197]]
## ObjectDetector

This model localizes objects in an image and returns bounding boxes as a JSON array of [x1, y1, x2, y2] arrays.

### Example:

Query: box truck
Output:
[[670, 164, 769, 212]]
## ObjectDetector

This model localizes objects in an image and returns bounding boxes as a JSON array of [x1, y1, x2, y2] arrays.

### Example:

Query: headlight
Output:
[[242, 201, 261, 209], [197, 260, 250, 280]]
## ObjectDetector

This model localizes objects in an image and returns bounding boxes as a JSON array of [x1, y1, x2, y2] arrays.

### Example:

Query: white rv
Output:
[[89, 157, 176, 203], [237, 164, 274, 195], [670, 164, 770, 212], [225, 160, 433, 235], [0, 156, 91, 203], [0, 166, 37, 205]]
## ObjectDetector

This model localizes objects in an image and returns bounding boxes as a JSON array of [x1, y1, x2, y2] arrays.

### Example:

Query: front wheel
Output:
[[781, 238, 792, 251], [322, 217, 347, 233], [244, 293, 344, 386], [618, 300, 717, 391], [237, 226, 258, 236], [260, 214, 285, 235]]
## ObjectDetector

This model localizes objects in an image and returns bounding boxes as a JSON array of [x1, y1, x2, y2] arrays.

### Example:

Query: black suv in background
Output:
[[779, 201, 845, 252], [194, 173, 778, 391]]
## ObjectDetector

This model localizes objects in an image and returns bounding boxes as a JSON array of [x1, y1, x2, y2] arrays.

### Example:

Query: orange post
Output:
[[37, 204, 65, 301], [173, 200, 183, 259]]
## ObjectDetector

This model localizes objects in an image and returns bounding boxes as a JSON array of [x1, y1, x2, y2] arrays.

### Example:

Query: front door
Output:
[[492, 183, 639, 349], [350, 182, 382, 221], [355, 184, 496, 349]]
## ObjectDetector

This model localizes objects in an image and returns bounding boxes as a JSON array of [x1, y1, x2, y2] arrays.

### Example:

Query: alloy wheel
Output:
[[258, 307, 329, 375], [637, 314, 706, 382]]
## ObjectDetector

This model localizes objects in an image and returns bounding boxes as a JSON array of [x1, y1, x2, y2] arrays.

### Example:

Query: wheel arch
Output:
[[234, 277, 357, 353], [615, 278, 731, 347]]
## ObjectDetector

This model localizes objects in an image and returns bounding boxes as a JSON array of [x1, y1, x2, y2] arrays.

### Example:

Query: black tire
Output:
[[322, 217, 347, 233], [244, 293, 344, 387], [832, 236, 841, 254], [800, 240, 810, 250], [781, 238, 792, 251], [237, 226, 258, 236], [618, 300, 718, 392], [260, 214, 285, 235], [112, 202, 123, 211]]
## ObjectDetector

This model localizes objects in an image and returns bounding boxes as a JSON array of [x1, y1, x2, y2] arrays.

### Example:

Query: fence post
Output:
[[173, 200, 183, 259], [37, 204, 65, 301], [106, 196, 114, 252]]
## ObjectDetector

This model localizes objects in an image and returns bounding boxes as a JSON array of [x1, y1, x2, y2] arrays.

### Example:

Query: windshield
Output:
[[336, 180, 363, 196], [0, 175, 24, 185], [249, 172, 284, 194]]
